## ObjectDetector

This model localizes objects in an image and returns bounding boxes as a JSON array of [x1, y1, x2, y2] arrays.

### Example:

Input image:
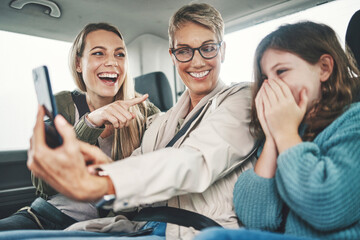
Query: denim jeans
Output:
[[0, 221, 166, 240], [0, 197, 76, 230], [194, 227, 316, 240]]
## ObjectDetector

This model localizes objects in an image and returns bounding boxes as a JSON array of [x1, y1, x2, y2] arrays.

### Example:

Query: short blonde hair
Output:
[[168, 3, 224, 48]]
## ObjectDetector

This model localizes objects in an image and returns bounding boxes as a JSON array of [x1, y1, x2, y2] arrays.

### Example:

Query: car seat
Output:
[[134, 71, 174, 112]]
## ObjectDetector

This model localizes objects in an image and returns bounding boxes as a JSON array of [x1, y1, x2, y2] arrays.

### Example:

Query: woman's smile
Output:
[[97, 72, 119, 86], [189, 70, 210, 80]]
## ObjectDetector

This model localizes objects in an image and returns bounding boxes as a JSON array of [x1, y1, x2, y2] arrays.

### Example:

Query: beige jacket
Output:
[[98, 81, 257, 239]]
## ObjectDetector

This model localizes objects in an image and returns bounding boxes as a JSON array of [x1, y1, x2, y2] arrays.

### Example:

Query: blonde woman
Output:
[[0, 22, 159, 230]]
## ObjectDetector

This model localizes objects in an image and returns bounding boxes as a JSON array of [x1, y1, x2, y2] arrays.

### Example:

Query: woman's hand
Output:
[[87, 94, 148, 129], [27, 106, 110, 201], [79, 141, 113, 165], [78, 141, 114, 175], [262, 78, 307, 153]]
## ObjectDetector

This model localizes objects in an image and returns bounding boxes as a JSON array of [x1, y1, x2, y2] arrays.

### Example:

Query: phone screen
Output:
[[33, 65, 62, 148]]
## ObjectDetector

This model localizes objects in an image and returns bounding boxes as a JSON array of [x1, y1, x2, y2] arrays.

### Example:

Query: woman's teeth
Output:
[[98, 73, 118, 82], [190, 71, 209, 78]]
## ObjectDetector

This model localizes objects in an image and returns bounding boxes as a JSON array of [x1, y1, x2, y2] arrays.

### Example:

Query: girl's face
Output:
[[170, 22, 225, 102], [77, 30, 127, 100], [260, 48, 324, 111]]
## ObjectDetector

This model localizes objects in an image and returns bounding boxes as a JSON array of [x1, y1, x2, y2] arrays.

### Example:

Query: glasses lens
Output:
[[174, 47, 193, 62], [200, 44, 219, 58]]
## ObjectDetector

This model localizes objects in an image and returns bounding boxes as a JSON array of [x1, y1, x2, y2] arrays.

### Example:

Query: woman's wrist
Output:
[[85, 114, 99, 127], [96, 170, 116, 195], [76, 175, 111, 201], [104, 175, 115, 195]]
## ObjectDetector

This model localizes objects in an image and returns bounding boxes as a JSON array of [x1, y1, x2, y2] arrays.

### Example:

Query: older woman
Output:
[[0, 3, 257, 240]]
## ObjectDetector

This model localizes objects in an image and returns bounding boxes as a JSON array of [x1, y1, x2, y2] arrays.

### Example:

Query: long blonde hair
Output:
[[69, 22, 147, 159]]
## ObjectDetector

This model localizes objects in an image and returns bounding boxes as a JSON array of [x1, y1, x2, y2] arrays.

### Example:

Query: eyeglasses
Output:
[[171, 42, 223, 63]]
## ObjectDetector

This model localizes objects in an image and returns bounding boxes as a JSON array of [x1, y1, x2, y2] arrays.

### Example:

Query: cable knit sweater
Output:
[[234, 102, 360, 240]]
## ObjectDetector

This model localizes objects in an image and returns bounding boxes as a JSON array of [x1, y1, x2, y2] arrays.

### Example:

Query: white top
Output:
[[100, 81, 257, 239]]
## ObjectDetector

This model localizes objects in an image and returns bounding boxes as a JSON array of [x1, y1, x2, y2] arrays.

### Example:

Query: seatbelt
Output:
[[132, 104, 223, 230], [132, 206, 222, 231], [165, 104, 205, 147], [71, 91, 111, 217], [71, 90, 90, 118], [71, 91, 100, 148]]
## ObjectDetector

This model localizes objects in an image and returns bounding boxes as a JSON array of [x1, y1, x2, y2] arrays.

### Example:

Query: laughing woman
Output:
[[0, 22, 159, 230]]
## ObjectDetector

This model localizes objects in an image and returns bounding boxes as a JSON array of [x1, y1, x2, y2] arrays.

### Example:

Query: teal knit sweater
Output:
[[234, 102, 360, 240]]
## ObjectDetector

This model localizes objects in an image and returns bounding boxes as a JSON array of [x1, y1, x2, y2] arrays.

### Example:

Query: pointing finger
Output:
[[124, 94, 148, 107]]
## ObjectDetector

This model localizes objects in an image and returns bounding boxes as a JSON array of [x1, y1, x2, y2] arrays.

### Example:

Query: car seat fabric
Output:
[[135, 71, 174, 112], [345, 10, 360, 102]]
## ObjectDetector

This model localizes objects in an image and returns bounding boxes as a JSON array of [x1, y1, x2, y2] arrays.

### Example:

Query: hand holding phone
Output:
[[33, 65, 62, 148]]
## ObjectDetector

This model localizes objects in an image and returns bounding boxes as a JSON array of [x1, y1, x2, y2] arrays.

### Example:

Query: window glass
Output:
[[220, 0, 360, 85], [0, 31, 73, 150]]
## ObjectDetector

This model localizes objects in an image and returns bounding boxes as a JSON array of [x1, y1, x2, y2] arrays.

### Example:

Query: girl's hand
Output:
[[255, 85, 273, 140], [87, 94, 148, 129], [254, 85, 278, 178], [262, 78, 308, 152]]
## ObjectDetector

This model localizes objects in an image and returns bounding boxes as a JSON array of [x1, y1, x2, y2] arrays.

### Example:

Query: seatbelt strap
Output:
[[72, 91, 109, 217], [165, 104, 205, 147], [71, 90, 100, 148], [132, 207, 222, 231], [71, 90, 90, 118], [132, 105, 223, 230]]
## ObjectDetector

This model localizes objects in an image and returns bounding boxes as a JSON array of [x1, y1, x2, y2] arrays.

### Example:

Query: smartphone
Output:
[[32, 65, 62, 148]]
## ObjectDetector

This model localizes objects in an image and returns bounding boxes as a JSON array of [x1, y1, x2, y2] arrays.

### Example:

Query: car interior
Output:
[[0, 0, 358, 223]]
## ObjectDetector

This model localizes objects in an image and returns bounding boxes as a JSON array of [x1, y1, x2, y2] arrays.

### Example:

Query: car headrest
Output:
[[135, 71, 173, 112], [345, 10, 360, 102], [346, 10, 360, 69]]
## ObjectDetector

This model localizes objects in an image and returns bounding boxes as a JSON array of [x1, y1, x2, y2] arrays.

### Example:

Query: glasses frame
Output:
[[171, 41, 223, 63]]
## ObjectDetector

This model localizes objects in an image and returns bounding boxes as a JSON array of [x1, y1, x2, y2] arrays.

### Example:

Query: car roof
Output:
[[0, 0, 333, 44]]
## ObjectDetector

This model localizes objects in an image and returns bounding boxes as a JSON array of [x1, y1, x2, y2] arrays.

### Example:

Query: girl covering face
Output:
[[217, 21, 360, 240], [260, 49, 326, 111], [251, 22, 359, 143]]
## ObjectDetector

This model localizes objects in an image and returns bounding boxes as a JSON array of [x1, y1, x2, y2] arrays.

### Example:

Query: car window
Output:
[[0, 31, 73, 150], [1, 0, 359, 151], [220, 0, 360, 85]]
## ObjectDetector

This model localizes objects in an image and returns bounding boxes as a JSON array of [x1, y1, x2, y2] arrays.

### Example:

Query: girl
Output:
[[196, 21, 360, 240]]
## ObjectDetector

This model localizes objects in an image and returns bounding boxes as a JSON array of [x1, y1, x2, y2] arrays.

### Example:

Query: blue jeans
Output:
[[0, 197, 76, 230], [194, 227, 316, 240], [0, 221, 166, 240]]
